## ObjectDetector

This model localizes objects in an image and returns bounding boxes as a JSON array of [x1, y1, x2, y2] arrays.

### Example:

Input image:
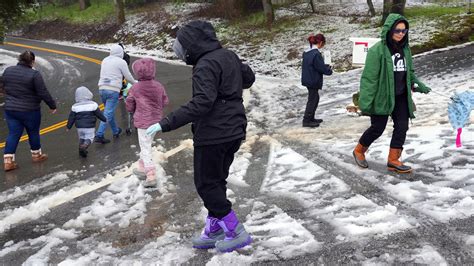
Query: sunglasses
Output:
[[393, 29, 408, 34]]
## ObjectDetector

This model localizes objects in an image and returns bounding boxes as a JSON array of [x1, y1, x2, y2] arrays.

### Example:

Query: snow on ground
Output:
[[1, 0, 474, 261], [14, 1, 466, 78], [0, 50, 18, 73], [1, 39, 473, 263], [113, 1, 466, 77]]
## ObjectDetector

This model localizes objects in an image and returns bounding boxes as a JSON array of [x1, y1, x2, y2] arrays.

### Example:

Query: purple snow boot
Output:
[[215, 210, 252, 252], [192, 216, 225, 249]]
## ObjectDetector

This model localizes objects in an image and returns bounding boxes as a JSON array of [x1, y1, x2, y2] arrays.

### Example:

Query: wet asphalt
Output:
[[0, 37, 193, 191]]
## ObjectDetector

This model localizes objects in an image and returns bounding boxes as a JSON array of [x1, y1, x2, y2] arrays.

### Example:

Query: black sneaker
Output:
[[113, 128, 123, 138], [302, 121, 320, 128], [79, 148, 88, 158], [94, 136, 111, 144], [312, 118, 323, 123]]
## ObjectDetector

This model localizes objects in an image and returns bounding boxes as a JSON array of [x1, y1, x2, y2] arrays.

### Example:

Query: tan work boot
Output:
[[387, 148, 412, 173], [4, 154, 18, 171], [31, 149, 48, 163], [353, 143, 369, 168]]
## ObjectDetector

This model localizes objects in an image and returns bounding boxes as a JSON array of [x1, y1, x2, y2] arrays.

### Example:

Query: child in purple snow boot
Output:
[[145, 21, 256, 252]]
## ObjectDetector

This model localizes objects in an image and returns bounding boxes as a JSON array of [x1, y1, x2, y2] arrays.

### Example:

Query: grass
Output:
[[223, 11, 309, 45], [411, 14, 474, 54], [404, 5, 467, 19], [28, 0, 115, 24]]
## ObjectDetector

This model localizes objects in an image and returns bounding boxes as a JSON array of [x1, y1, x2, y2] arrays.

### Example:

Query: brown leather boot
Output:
[[31, 149, 48, 163], [353, 143, 369, 168], [4, 154, 18, 171], [387, 148, 412, 173]]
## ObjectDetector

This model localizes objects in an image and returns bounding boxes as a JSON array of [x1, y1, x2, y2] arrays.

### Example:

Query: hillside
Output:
[[12, 1, 474, 77]]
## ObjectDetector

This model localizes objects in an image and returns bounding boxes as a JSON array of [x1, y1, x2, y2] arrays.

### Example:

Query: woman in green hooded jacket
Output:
[[353, 13, 431, 173]]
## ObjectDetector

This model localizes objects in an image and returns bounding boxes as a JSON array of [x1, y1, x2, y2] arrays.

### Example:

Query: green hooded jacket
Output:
[[359, 13, 430, 118]]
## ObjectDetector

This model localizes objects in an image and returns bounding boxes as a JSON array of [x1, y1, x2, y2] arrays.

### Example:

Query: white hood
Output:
[[110, 44, 124, 59]]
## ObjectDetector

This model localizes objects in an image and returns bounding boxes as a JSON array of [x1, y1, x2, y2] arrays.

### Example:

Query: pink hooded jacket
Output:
[[126, 58, 169, 129]]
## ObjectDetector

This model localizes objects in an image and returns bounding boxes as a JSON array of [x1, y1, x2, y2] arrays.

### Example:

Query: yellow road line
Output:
[[4, 42, 102, 65], [1, 42, 104, 149]]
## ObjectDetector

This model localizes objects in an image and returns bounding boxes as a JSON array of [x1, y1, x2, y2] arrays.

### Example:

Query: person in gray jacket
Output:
[[95, 44, 137, 144], [2, 51, 57, 171], [146, 21, 255, 253]]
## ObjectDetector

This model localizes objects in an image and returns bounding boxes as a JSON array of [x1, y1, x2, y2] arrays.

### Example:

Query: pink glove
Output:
[[456, 128, 462, 148]]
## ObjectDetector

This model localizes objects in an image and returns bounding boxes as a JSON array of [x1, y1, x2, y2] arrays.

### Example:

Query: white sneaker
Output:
[[132, 168, 146, 180], [143, 178, 157, 188]]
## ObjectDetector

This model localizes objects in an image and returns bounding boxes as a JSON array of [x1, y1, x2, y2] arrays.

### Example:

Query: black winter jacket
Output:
[[67, 108, 106, 129], [301, 48, 332, 90], [159, 21, 255, 146], [1, 63, 56, 111]]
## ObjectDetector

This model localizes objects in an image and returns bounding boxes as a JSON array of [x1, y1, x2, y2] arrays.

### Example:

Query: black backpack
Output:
[[118, 43, 131, 66]]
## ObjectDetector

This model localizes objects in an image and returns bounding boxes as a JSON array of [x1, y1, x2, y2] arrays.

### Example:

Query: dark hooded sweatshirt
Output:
[[159, 21, 255, 146]]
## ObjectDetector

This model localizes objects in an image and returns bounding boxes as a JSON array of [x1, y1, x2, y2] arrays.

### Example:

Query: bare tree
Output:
[[382, 0, 391, 23], [391, 0, 406, 15], [309, 0, 316, 13], [115, 0, 125, 24], [262, 0, 274, 27], [382, 0, 406, 23], [79, 0, 90, 10], [367, 0, 376, 17]]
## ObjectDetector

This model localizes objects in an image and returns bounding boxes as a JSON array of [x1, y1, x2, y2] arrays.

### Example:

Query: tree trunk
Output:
[[262, 0, 274, 28], [79, 0, 91, 10], [115, 0, 125, 24], [309, 0, 316, 13], [0, 22, 4, 45], [391, 0, 406, 15], [367, 0, 376, 17], [382, 0, 391, 24]]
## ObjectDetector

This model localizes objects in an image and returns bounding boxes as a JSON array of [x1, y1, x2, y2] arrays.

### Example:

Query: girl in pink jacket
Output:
[[126, 58, 169, 187]]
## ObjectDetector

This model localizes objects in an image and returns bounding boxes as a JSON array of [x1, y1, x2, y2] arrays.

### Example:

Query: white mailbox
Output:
[[350, 37, 380, 66]]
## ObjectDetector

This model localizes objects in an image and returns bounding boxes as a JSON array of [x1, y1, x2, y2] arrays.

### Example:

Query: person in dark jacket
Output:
[[353, 14, 430, 174], [301, 33, 333, 127], [67, 86, 106, 158], [2, 51, 57, 171], [146, 21, 255, 253]]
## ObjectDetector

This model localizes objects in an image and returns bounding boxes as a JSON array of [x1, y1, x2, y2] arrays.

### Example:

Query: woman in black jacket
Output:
[[301, 34, 333, 127], [2, 51, 57, 171]]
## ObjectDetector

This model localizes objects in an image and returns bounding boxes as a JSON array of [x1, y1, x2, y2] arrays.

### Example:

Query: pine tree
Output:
[[0, 0, 36, 43]]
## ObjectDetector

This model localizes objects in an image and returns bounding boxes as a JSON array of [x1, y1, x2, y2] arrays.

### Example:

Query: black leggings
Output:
[[303, 87, 320, 121], [359, 94, 409, 149], [193, 139, 242, 219]]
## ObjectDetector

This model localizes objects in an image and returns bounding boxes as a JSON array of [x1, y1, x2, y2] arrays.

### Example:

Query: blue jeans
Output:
[[4, 110, 42, 154], [96, 90, 120, 138]]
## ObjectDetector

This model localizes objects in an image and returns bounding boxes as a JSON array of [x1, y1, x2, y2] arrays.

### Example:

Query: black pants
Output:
[[303, 87, 320, 121], [194, 139, 242, 219], [359, 93, 409, 149]]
